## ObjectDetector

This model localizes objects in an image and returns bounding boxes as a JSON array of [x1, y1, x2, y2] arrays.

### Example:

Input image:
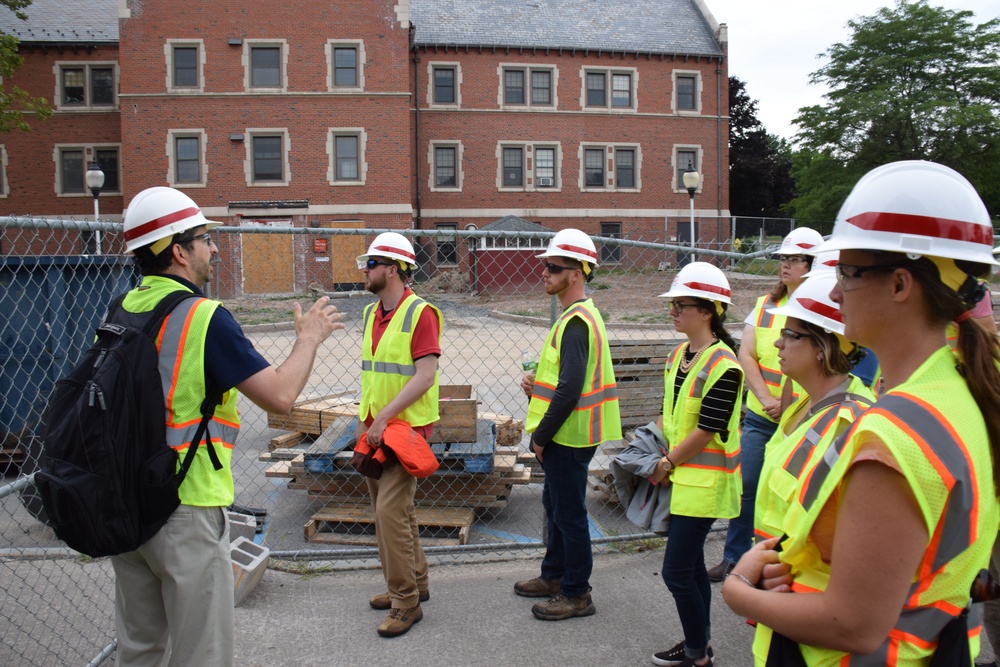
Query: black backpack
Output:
[[34, 289, 222, 557]]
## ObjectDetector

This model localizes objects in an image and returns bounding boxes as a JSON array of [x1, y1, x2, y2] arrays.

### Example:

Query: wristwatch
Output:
[[661, 454, 675, 474]]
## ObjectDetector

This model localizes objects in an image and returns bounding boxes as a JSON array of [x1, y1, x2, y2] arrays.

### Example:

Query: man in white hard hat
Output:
[[515, 228, 622, 621], [112, 187, 344, 667], [356, 231, 444, 638]]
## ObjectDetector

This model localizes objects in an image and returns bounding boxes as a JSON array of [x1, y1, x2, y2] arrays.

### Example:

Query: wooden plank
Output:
[[265, 461, 291, 478], [268, 431, 310, 451], [431, 384, 478, 444], [304, 504, 475, 545]]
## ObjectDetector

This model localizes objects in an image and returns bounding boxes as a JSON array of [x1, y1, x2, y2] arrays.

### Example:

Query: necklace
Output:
[[679, 338, 717, 373]]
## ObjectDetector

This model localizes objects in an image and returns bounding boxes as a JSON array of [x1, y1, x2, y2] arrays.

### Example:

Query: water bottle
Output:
[[521, 349, 538, 373]]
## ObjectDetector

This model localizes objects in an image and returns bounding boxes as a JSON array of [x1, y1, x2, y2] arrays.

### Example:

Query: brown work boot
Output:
[[513, 576, 561, 598], [377, 604, 423, 638], [369, 590, 430, 610], [706, 560, 734, 583], [531, 589, 596, 620]]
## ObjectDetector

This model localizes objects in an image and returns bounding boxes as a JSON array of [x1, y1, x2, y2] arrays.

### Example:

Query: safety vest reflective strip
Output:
[[525, 300, 622, 446], [359, 293, 442, 427], [682, 348, 742, 473], [746, 294, 793, 418], [782, 401, 868, 480], [755, 295, 777, 328]]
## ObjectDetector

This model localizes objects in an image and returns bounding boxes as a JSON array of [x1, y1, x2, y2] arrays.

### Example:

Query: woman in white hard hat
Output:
[[723, 161, 1000, 665], [709, 226, 823, 581], [649, 262, 744, 667]]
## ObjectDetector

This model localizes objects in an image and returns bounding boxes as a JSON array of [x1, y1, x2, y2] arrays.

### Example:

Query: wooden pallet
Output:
[[609, 339, 675, 429], [304, 503, 475, 546]]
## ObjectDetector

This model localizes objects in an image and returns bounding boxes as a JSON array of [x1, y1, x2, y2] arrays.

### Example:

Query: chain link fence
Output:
[[0, 216, 786, 665]]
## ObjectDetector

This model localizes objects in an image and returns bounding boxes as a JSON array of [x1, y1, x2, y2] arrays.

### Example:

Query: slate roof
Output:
[[480, 215, 551, 232], [0, 0, 118, 44], [410, 0, 722, 57]]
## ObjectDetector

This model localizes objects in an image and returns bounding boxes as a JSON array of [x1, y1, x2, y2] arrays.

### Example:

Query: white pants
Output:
[[110, 505, 233, 667]]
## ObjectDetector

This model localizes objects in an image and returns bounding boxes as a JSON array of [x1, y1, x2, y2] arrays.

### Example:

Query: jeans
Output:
[[662, 514, 716, 658], [723, 410, 778, 564], [540, 442, 597, 597]]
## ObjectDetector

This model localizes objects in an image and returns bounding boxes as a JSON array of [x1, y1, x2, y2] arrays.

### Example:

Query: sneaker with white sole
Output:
[[651, 641, 714, 666]]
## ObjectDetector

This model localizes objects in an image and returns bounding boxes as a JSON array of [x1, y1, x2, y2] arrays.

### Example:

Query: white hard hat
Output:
[[803, 250, 839, 277], [814, 160, 997, 266], [658, 261, 732, 304], [356, 231, 417, 270], [536, 228, 599, 268], [776, 227, 824, 255], [767, 272, 845, 336], [123, 186, 221, 253]]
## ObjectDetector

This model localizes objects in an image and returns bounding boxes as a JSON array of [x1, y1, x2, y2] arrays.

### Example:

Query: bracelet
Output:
[[727, 572, 756, 589]]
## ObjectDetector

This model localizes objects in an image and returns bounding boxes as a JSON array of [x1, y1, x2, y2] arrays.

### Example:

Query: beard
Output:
[[365, 272, 387, 294]]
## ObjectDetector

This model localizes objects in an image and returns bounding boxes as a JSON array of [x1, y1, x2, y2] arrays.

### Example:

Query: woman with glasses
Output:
[[723, 161, 1000, 665], [709, 227, 824, 582], [649, 262, 744, 667]]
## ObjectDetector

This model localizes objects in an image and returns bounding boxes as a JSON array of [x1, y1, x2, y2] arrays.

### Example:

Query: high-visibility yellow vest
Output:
[[662, 341, 744, 518], [754, 375, 874, 544], [754, 346, 999, 666], [122, 276, 240, 507], [359, 292, 443, 428], [526, 299, 622, 446], [745, 294, 800, 421]]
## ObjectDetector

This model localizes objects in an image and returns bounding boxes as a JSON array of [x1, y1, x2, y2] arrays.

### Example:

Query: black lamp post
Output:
[[682, 163, 701, 260], [85, 161, 105, 254]]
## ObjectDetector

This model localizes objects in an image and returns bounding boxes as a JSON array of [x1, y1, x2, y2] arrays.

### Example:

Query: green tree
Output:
[[0, 0, 51, 132], [728, 76, 796, 218], [789, 0, 1000, 223]]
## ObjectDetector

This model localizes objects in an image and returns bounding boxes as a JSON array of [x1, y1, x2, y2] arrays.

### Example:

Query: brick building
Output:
[[0, 0, 730, 294]]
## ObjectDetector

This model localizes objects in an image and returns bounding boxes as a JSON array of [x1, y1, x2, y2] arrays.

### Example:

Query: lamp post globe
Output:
[[681, 164, 701, 261], [85, 161, 105, 253]]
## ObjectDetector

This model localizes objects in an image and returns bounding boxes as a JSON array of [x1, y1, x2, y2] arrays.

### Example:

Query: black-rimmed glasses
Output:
[[669, 301, 700, 313], [835, 262, 904, 287], [780, 328, 814, 341], [544, 262, 578, 274]]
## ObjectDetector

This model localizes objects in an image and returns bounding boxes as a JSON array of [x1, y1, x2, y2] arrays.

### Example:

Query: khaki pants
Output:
[[366, 462, 429, 608], [110, 505, 234, 667]]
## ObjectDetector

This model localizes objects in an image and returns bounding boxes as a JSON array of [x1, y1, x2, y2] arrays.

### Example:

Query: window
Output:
[[429, 64, 460, 106], [245, 128, 290, 186], [502, 147, 524, 187], [327, 40, 365, 90], [326, 128, 367, 186], [500, 65, 555, 109], [57, 64, 116, 109], [616, 149, 635, 188], [56, 145, 121, 195], [582, 67, 637, 110], [675, 147, 701, 190], [435, 223, 458, 266], [673, 71, 701, 113], [173, 46, 197, 87], [584, 148, 605, 187], [435, 146, 456, 187], [245, 40, 287, 90], [600, 222, 622, 264], [535, 147, 555, 187], [167, 130, 207, 187]]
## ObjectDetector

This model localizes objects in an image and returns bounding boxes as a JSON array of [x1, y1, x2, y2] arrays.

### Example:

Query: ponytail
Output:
[[712, 308, 739, 353]]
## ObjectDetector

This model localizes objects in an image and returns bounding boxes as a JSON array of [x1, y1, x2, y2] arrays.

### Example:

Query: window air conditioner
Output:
[[537, 177, 554, 187]]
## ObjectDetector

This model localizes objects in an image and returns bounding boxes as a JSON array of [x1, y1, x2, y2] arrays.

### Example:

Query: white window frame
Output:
[[244, 39, 288, 92], [672, 70, 702, 115], [673, 144, 704, 194], [53, 62, 119, 111], [496, 141, 563, 192], [435, 222, 459, 267], [326, 128, 367, 186], [578, 143, 642, 191], [0, 145, 8, 198], [428, 140, 463, 192], [53, 143, 122, 196], [427, 61, 461, 108], [325, 39, 365, 91], [166, 129, 208, 188], [580, 66, 638, 112], [497, 63, 558, 110], [165, 39, 205, 93], [245, 128, 291, 186]]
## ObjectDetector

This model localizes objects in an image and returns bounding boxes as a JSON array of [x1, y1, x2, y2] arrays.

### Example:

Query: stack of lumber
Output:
[[609, 339, 674, 430]]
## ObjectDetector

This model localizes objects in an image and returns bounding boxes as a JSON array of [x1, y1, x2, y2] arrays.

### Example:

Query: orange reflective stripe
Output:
[[755, 295, 776, 328]]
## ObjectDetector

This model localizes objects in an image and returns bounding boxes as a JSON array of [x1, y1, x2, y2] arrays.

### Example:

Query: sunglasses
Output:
[[835, 262, 904, 287], [176, 232, 214, 247], [359, 258, 397, 270], [780, 328, 814, 341], [544, 262, 579, 274]]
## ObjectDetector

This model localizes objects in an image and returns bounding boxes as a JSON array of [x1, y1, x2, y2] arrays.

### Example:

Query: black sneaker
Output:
[[651, 641, 714, 666]]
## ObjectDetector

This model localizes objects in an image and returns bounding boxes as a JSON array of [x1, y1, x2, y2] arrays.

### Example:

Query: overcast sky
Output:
[[704, 0, 1000, 142]]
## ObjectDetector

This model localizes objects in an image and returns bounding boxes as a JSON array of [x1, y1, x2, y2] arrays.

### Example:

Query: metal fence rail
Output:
[[0, 217, 786, 665]]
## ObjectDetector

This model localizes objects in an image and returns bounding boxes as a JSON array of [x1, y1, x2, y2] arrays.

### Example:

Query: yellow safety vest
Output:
[[122, 276, 241, 507], [359, 292, 443, 428], [746, 294, 800, 421], [526, 298, 622, 446], [754, 375, 875, 543], [755, 346, 999, 666], [662, 341, 744, 518]]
